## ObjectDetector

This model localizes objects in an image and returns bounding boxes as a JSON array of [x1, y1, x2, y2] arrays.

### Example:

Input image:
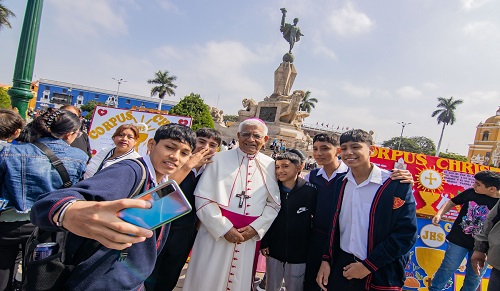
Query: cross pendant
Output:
[[235, 191, 250, 208]]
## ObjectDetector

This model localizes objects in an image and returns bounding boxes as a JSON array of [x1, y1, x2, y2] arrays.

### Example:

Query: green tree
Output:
[[80, 100, 105, 120], [0, 87, 11, 109], [169, 93, 214, 130], [439, 152, 467, 162], [381, 137, 420, 153], [147, 70, 177, 111], [431, 96, 463, 156], [223, 114, 238, 122], [299, 90, 318, 113], [0, 0, 15, 30], [410, 136, 436, 155]]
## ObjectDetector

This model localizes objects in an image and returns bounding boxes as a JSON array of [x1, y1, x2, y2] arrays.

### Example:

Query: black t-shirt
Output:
[[447, 188, 499, 249]]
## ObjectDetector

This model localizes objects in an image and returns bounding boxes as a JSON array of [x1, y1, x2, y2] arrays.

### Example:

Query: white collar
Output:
[[236, 147, 258, 159], [192, 165, 205, 177], [316, 161, 349, 181], [343, 163, 383, 186]]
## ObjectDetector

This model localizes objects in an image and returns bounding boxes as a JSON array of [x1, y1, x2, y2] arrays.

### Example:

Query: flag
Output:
[[326, 123, 329, 127], [316, 122, 318, 125], [321, 123, 324, 126]]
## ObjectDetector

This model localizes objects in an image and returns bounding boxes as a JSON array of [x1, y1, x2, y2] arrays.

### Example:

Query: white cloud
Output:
[[396, 86, 422, 99], [329, 2, 374, 36], [463, 21, 499, 40], [341, 82, 371, 97], [155, 46, 184, 60], [155, 0, 181, 13], [462, 0, 490, 11], [47, 0, 128, 37], [423, 82, 439, 90], [312, 45, 338, 61]]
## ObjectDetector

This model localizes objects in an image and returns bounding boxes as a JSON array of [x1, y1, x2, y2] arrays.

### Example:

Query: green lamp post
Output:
[[8, 0, 44, 119]]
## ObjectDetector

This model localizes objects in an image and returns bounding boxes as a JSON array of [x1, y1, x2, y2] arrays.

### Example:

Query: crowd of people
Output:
[[1, 108, 500, 291]]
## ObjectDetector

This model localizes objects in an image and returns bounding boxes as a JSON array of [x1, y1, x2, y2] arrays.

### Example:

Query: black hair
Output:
[[340, 129, 373, 146], [474, 171, 500, 190], [18, 108, 81, 143], [154, 123, 197, 151], [276, 152, 302, 166], [196, 128, 222, 146], [286, 148, 306, 164], [313, 133, 339, 146], [0, 109, 25, 140]]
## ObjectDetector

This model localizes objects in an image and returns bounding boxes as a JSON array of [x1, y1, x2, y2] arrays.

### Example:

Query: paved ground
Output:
[[173, 263, 265, 290]]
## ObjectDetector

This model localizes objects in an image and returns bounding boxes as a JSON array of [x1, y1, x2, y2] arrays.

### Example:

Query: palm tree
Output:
[[299, 90, 318, 113], [431, 96, 463, 156], [147, 70, 177, 111], [0, 0, 15, 30]]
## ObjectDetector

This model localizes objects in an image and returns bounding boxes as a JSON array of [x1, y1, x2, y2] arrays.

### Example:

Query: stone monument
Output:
[[214, 8, 312, 151]]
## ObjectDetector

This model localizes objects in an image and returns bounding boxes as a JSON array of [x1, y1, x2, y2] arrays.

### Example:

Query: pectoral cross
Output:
[[236, 191, 250, 208]]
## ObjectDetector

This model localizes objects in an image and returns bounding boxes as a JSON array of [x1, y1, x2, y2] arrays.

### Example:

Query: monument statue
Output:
[[279, 90, 309, 124], [210, 106, 224, 125], [280, 8, 304, 54], [237, 98, 258, 119]]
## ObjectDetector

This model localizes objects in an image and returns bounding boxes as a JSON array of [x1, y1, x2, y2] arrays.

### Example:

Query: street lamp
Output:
[[112, 77, 127, 107], [397, 122, 411, 150]]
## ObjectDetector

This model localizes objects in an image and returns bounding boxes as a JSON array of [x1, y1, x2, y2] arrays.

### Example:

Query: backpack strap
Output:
[[128, 157, 148, 198], [33, 141, 72, 188]]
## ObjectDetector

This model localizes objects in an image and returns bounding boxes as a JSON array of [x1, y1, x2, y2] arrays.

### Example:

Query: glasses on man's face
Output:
[[240, 132, 263, 140]]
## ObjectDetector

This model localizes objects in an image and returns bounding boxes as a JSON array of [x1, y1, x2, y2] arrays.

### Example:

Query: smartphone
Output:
[[117, 180, 192, 230]]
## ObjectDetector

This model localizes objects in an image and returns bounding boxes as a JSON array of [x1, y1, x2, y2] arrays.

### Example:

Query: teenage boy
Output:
[[430, 171, 500, 291], [30, 124, 196, 290], [303, 133, 414, 290], [260, 152, 317, 291], [471, 173, 500, 291], [146, 128, 221, 291], [316, 129, 417, 291]]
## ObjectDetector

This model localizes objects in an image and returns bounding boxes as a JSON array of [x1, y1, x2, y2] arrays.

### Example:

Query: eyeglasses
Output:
[[240, 132, 264, 140]]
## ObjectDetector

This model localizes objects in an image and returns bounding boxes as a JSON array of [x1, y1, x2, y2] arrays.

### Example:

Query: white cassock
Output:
[[182, 148, 281, 291]]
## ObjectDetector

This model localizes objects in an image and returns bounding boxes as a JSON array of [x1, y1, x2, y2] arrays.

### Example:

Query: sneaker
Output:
[[256, 285, 266, 291]]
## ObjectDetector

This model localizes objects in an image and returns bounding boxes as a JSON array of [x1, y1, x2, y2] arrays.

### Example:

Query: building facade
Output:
[[35, 78, 176, 112], [467, 108, 500, 167]]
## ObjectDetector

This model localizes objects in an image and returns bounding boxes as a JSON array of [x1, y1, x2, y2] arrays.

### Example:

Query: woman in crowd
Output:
[[0, 108, 88, 291], [84, 124, 140, 179]]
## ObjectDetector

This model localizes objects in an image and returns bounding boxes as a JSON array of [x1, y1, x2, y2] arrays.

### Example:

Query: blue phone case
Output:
[[117, 180, 192, 230]]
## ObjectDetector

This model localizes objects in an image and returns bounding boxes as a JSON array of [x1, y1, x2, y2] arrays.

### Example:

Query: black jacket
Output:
[[261, 177, 317, 264]]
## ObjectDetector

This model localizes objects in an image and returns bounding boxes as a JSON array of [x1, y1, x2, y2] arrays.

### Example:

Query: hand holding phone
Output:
[[116, 180, 192, 230]]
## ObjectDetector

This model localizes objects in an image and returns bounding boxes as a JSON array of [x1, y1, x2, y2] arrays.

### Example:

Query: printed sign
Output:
[[404, 218, 490, 291], [370, 147, 500, 219], [88, 106, 192, 156]]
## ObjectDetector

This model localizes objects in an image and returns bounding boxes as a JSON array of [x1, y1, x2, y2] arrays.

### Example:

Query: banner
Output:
[[88, 106, 192, 156], [370, 147, 500, 219], [403, 217, 491, 291], [370, 147, 500, 290]]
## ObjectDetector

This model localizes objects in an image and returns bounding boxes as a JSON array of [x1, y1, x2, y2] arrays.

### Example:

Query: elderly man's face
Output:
[[237, 124, 269, 155]]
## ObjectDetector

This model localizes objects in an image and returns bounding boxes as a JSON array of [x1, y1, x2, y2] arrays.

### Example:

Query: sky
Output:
[[1, 0, 499, 155]]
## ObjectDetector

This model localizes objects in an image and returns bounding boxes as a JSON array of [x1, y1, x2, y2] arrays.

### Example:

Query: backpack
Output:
[[22, 158, 147, 291]]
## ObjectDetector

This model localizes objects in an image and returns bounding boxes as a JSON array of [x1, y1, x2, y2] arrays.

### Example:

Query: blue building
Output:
[[35, 78, 176, 112]]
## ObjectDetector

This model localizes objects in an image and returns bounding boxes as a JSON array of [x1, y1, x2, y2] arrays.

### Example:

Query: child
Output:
[[317, 129, 417, 291], [304, 132, 414, 291], [430, 170, 500, 291], [260, 151, 317, 291], [29, 123, 196, 290], [471, 172, 500, 291], [146, 128, 221, 291], [0, 109, 25, 145]]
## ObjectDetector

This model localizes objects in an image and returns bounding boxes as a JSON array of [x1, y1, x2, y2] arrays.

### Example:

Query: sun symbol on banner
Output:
[[415, 166, 445, 194]]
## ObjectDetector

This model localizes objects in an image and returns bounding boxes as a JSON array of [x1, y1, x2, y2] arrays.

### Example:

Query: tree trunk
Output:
[[158, 98, 163, 111], [435, 123, 446, 156]]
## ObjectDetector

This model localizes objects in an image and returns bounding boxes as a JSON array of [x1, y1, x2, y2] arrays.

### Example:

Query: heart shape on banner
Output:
[[178, 119, 188, 126], [97, 109, 108, 116]]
